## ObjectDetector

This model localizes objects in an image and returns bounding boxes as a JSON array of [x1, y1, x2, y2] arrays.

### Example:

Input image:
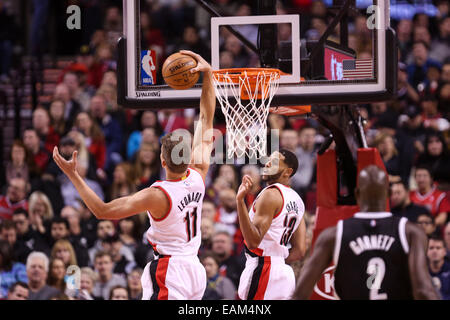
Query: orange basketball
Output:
[[162, 53, 200, 90]]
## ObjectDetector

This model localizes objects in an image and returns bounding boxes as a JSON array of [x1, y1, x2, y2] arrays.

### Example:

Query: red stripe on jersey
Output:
[[253, 257, 271, 300], [151, 186, 172, 221], [156, 257, 170, 300], [244, 240, 264, 256]]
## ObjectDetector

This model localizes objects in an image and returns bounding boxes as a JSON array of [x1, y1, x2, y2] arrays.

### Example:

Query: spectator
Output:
[[7, 282, 29, 300], [63, 71, 91, 111], [53, 83, 82, 131], [390, 181, 430, 222], [49, 100, 68, 137], [88, 220, 134, 266], [76, 267, 103, 300], [372, 132, 409, 183], [74, 111, 107, 171], [50, 239, 78, 268], [127, 268, 143, 300], [415, 131, 450, 188], [407, 41, 441, 89], [428, 235, 450, 299], [444, 222, 450, 257], [22, 128, 50, 175], [0, 240, 28, 299], [291, 125, 318, 198], [102, 232, 136, 277], [26, 252, 60, 300], [28, 191, 53, 237], [12, 209, 50, 255], [47, 258, 67, 293], [216, 165, 239, 191], [211, 231, 245, 288], [32, 107, 60, 154], [215, 189, 239, 239], [410, 165, 450, 227], [420, 94, 450, 132], [202, 200, 218, 221], [50, 218, 89, 267], [109, 162, 136, 201], [0, 177, 28, 222], [67, 130, 100, 181], [200, 251, 236, 300], [127, 111, 163, 160], [109, 285, 129, 300], [0, 220, 31, 264], [89, 94, 123, 172], [92, 251, 127, 300], [199, 217, 215, 256], [60, 206, 86, 245], [60, 156, 104, 211], [416, 212, 440, 238], [117, 215, 146, 255], [5, 140, 30, 185], [133, 143, 161, 190]]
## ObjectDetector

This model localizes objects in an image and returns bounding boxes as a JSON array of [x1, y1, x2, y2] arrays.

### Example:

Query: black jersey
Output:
[[333, 212, 413, 300]]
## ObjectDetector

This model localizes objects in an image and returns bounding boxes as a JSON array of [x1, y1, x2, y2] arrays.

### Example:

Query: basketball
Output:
[[162, 53, 200, 90]]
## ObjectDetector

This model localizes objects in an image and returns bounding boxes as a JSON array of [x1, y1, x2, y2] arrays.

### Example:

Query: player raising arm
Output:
[[53, 50, 216, 300]]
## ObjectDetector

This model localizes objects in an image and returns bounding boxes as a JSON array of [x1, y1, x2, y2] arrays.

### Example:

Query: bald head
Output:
[[356, 165, 389, 212]]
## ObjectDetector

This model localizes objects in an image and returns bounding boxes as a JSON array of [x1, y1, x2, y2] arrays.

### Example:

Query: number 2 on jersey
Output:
[[184, 207, 198, 242], [366, 257, 388, 300]]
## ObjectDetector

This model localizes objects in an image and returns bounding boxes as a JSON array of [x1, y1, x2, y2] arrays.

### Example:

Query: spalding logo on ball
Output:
[[162, 52, 200, 90]]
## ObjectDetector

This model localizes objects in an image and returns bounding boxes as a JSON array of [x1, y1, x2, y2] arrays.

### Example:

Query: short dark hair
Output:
[[50, 217, 70, 230], [0, 240, 14, 271], [94, 250, 112, 262], [418, 212, 434, 223], [428, 234, 444, 245], [13, 208, 29, 218], [109, 285, 128, 300], [415, 165, 434, 180], [413, 40, 430, 51], [390, 180, 408, 191], [0, 220, 16, 232], [9, 281, 29, 293], [161, 131, 191, 174], [279, 149, 299, 177], [200, 250, 220, 265]]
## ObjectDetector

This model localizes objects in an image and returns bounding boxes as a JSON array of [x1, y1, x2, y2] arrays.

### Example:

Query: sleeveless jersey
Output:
[[248, 183, 305, 259], [333, 212, 413, 300], [146, 168, 205, 256]]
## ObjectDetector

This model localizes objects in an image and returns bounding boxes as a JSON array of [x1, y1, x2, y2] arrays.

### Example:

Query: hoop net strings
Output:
[[213, 70, 280, 159]]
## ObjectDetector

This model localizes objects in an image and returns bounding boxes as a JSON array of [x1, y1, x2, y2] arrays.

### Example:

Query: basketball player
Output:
[[236, 150, 307, 300], [293, 165, 440, 300], [52, 50, 215, 300]]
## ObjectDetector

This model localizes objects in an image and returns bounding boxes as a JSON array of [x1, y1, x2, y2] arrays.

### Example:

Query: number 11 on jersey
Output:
[[184, 207, 198, 242]]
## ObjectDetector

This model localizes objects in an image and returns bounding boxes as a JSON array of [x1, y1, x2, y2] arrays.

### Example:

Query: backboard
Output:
[[118, 0, 397, 110]]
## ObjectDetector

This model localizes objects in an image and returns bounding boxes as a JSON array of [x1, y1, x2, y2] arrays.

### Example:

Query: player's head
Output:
[[262, 149, 299, 183], [160, 130, 191, 175], [355, 165, 389, 212]]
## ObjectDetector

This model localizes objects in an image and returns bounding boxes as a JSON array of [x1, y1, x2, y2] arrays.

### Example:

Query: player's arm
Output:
[[406, 222, 441, 300], [53, 148, 168, 220], [285, 217, 306, 264], [236, 175, 281, 250], [181, 50, 216, 180], [292, 227, 336, 300]]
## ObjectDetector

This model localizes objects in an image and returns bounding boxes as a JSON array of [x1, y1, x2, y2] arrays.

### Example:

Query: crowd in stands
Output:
[[0, 0, 449, 300]]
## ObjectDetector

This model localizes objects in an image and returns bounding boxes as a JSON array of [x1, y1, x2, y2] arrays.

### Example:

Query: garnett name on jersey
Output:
[[349, 234, 396, 256], [177, 192, 203, 211]]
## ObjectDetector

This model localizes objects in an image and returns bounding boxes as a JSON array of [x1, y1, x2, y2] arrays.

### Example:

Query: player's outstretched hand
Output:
[[53, 147, 78, 178], [237, 175, 253, 201], [179, 50, 211, 73]]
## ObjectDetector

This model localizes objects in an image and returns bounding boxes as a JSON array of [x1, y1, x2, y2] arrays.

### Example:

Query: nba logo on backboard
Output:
[[141, 50, 157, 85]]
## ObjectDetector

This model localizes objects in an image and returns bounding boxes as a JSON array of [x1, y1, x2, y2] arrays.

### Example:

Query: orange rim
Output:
[[213, 68, 281, 84]]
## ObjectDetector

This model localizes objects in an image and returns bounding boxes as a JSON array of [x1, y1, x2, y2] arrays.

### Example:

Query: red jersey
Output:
[[409, 186, 450, 217], [0, 196, 28, 222]]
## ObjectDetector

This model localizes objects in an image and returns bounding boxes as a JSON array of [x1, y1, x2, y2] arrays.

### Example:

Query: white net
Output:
[[213, 69, 280, 159]]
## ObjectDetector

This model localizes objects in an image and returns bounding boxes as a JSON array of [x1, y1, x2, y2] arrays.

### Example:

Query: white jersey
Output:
[[146, 168, 205, 256], [248, 183, 305, 259]]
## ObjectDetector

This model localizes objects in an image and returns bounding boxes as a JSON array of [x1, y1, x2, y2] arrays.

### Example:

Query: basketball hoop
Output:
[[213, 68, 281, 159]]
